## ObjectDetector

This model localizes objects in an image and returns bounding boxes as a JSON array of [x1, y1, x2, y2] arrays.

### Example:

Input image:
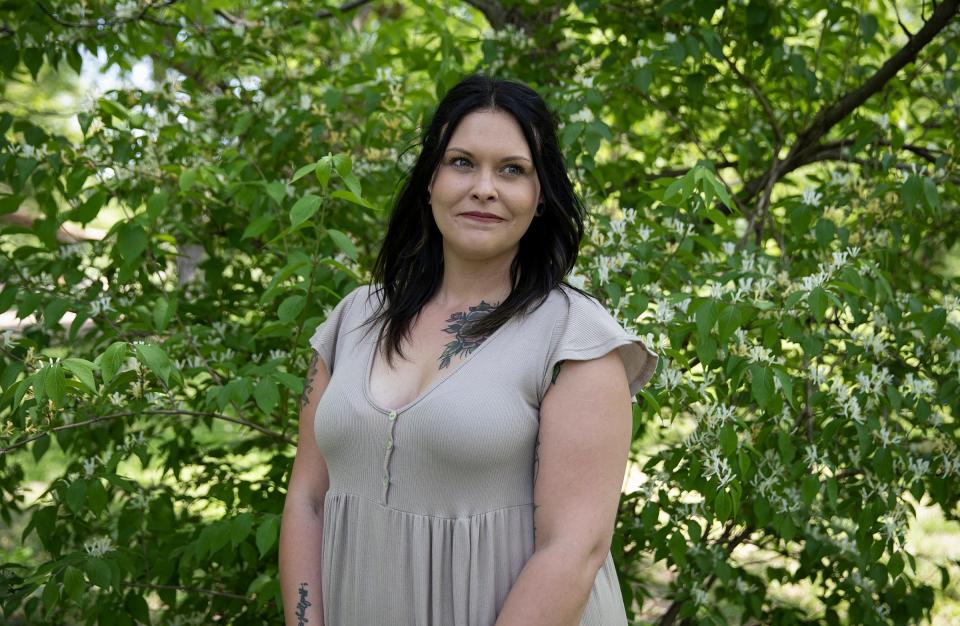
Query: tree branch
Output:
[[738, 0, 959, 204], [0, 409, 292, 455]]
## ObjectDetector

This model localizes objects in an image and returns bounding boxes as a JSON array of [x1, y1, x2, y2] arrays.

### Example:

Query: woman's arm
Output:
[[495, 352, 634, 625], [279, 353, 333, 626]]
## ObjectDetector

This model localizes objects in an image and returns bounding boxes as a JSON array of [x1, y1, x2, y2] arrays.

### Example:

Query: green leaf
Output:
[[256, 515, 281, 557], [772, 368, 796, 410], [719, 424, 737, 457], [64, 565, 85, 603], [254, 378, 280, 415], [920, 308, 946, 340], [290, 194, 323, 228], [754, 497, 770, 525], [859, 13, 878, 42], [291, 162, 318, 182], [330, 188, 373, 209], [340, 172, 363, 199], [668, 529, 688, 564], [43, 579, 59, 616], [327, 228, 358, 260], [72, 189, 108, 224], [801, 475, 819, 506], [278, 295, 305, 323], [62, 358, 98, 394], [242, 213, 275, 240], [750, 365, 775, 409], [87, 479, 109, 516], [125, 593, 151, 624], [333, 153, 352, 180], [814, 218, 835, 247], [922, 177, 940, 210], [134, 343, 174, 385], [695, 299, 719, 336], [98, 342, 128, 383], [116, 221, 148, 262], [900, 175, 922, 212], [715, 491, 731, 522], [44, 363, 67, 408], [231, 512, 254, 546], [264, 181, 287, 206], [84, 557, 112, 589], [315, 157, 333, 189], [778, 430, 796, 463], [889, 552, 904, 578], [179, 167, 199, 192], [809, 286, 828, 322], [66, 478, 87, 514]]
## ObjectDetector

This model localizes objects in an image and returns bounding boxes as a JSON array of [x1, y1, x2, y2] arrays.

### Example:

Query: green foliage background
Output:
[[1, 0, 959, 624]]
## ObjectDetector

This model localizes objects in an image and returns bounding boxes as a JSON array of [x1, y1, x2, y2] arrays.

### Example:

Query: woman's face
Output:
[[427, 109, 542, 263]]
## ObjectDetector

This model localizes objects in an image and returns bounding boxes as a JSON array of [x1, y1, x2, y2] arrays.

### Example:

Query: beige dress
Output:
[[309, 282, 659, 625]]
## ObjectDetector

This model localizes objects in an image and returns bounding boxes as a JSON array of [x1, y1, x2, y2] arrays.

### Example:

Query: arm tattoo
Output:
[[533, 361, 562, 541], [296, 582, 312, 625], [300, 353, 321, 411], [532, 429, 540, 539]]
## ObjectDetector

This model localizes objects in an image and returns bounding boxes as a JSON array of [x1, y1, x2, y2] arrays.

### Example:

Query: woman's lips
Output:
[[459, 213, 504, 223]]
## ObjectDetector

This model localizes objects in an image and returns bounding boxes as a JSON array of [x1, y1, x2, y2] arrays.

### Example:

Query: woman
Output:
[[279, 73, 659, 626]]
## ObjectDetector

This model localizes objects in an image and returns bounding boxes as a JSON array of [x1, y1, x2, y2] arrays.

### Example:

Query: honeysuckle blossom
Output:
[[570, 108, 594, 123], [657, 360, 682, 391], [702, 448, 733, 487], [652, 298, 675, 325], [802, 187, 823, 207], [84, 536, 113, 557], [82, 456, 98, 478], [900, 372, 936, 400]]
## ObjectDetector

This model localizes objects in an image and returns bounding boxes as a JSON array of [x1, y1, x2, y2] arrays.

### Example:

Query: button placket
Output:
[[381, 409, 399, 504]]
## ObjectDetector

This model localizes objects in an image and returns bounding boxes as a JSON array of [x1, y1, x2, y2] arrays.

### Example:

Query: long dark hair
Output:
[[363, 73, 593, 367]]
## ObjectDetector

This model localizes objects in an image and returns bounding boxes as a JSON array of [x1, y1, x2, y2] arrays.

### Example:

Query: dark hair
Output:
[[363, 73, 593, 367]]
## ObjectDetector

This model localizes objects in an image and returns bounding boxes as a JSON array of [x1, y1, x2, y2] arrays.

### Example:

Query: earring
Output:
[[535, 202, 544, 216]]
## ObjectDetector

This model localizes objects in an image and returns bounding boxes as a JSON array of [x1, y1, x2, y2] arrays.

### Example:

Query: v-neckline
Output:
[[362, 313, 513, 415]]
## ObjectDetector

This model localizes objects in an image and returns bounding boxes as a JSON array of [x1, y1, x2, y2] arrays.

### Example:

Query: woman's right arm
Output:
[[279, 352, 332, 626]]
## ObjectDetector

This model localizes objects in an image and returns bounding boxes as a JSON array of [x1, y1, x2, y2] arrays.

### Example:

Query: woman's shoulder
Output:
[[548, 282, 608, 316]]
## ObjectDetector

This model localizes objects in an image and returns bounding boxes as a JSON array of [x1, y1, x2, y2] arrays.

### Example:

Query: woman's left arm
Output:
[[494, 350, 635, 626]]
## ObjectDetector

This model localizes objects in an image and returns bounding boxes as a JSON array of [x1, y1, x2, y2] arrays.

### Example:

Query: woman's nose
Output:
[[471, 169, 498, 200]]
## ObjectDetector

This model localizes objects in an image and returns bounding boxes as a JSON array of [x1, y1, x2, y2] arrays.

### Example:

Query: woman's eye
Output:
[[449, 157, 525, 175]]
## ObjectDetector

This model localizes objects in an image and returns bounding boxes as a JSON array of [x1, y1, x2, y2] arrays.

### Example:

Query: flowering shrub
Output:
[[1, 1, 958, 624]]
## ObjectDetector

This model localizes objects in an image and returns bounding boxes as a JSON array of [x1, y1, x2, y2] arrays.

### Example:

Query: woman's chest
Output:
[[367, 310, 497, 413]]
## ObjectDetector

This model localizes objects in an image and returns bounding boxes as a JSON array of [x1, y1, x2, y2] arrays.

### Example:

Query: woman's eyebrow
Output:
[[446, 147, 532, 163]]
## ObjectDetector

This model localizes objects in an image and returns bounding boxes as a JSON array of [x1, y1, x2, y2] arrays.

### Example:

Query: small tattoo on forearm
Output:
[[301, 353, 320, 411], [296, 582, 311, 625]]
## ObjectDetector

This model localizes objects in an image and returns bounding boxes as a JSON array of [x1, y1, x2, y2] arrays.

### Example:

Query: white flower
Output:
[[664, 32, 677, 44], [82, 456, 98, 478], [83, 536, 114, 558], [702, 448, 733, 487], [877, 114, 889, 130], [631, 54, 649, 68], [570, 108, 594, 123], [802, 187, 822, 208]]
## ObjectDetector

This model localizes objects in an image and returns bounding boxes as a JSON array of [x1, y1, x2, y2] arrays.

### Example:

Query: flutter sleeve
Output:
[[538, 289, 660, 403], [308, 285, 362, 374]]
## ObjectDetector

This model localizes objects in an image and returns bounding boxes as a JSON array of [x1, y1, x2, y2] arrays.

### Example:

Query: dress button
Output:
[[385, 438, 393, 450], [388, 410, 397, 421], [383, 474, 390, 485]]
